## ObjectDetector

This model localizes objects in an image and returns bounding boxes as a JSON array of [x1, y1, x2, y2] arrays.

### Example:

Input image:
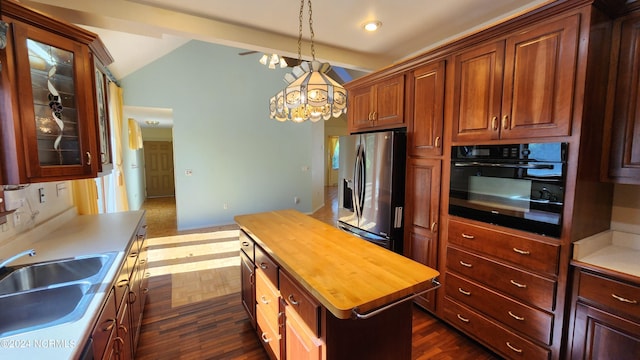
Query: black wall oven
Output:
[[449, 142, 568, 238]]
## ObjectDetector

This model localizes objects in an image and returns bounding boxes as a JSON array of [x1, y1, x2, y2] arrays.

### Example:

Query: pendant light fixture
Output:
[[269, 0, 347, 123]]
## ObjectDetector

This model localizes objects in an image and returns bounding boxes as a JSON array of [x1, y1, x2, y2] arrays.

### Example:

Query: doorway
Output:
[[327, 136, 339, 186], [144, 141, 175, 197]]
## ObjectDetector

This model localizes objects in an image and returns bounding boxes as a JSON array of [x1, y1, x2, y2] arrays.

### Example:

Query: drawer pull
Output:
[[114, 337, 125, 346], [461, 233, 475, 239], [119, 324, 128, 334], [259, 262, 268, 270], [143, 287, 150, 294], [261, 332, 272, 343], [260, 295, 270, 305], [612, 293, 638, 304], [288, 294, 300, 306], [459, 261, 473, 268], [241, 241, 250, 247], [506, 341, 523, 353], [510, 280, 527, 288], [458, 288, 471, 296], [508, 311, 525, 321], [129, 290, 138, 304], [512, 247, 530, 255], [117, 279, 129, 288], [102, 318, 116, 332], [456, 314, 470, 323]]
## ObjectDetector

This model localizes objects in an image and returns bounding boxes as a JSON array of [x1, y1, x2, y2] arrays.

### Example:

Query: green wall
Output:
[[121, 40, 316, 229]]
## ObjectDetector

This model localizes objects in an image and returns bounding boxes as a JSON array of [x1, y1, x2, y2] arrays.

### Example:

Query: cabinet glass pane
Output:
[[28, 39, 81, 166]]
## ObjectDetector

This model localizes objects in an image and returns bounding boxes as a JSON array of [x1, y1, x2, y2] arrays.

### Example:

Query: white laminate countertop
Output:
[[0, 209, 145, 360], [573, 230, 640, 278]]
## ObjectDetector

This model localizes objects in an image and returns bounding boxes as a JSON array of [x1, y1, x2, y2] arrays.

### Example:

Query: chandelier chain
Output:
[[308, 0, 316, 60], [296, 0, 316, 62], [297, 0, 304, 62]]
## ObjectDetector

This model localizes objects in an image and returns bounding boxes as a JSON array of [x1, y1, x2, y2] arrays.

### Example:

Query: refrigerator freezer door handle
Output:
[[394, 207, 403, 228]]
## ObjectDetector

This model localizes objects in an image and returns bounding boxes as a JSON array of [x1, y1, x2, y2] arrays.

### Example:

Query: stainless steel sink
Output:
[[0, 252, 117, 337], [0, 254, 112, 295], [0, 282, 92, 336]]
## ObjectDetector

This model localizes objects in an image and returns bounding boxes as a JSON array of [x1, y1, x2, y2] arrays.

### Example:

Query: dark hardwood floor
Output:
[[135, 189, 500, 359]]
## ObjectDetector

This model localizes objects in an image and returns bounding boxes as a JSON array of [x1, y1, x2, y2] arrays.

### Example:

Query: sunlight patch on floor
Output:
[[144, 230, 242, 307]]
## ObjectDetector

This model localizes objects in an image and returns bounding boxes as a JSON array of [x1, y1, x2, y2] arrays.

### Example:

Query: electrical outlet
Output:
[[13, 211, 21, 226], [39, 187, 45, 203], [294, 196, 300, 204], [223, 202, 228, 210]]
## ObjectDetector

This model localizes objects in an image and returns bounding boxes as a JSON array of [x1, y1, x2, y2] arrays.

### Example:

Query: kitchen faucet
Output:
[[0, 249, 36, 269]]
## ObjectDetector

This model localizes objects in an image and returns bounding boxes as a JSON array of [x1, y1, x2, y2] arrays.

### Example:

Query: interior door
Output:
[[143, 141, 175, 197]]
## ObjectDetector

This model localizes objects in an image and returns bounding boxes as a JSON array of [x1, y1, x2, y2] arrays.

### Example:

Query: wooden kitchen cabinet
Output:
[[408, 61, 445, 157], [0, 0, 112, 183], [404, 158, 441, 312], [240, 231, 257, 329], [451, 14, 578, 142], [94, 60, 113, 175], [92, 288, 117, 360], [346, 74, 405, 133], [255, 246, 283, 359], [602, 11, 640, 185], [281, 270, 322, 360], [444, 217, 559, 358], [567, 266, 640, 360]]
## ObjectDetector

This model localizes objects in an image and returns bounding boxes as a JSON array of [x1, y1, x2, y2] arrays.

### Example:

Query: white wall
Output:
[[120, 40, 318, 229], [0, 181, 74, 249], [611, 184, 640, 234]]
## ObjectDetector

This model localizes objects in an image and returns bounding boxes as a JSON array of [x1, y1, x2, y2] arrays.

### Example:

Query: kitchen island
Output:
[[235, 209, 439, 360]]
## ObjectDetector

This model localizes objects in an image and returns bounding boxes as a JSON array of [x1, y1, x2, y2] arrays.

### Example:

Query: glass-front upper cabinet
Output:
[[6, 21, 99, 181]]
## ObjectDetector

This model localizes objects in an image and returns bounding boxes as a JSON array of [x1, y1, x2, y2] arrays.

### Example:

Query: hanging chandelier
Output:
[[269, 0, 347, 123]]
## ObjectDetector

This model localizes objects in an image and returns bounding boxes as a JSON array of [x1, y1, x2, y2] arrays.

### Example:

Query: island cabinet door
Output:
[[240, 251, 256, 329]]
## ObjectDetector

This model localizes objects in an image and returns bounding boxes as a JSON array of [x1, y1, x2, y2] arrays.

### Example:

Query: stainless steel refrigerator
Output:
[[337, 130, 406, 253]]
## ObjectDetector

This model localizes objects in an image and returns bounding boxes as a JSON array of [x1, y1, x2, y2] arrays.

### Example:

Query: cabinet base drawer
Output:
[[443, 297, 550, 360], [446, 272, 553, 345], [447, 246, 557, 311], [578, 270, 640, 320]]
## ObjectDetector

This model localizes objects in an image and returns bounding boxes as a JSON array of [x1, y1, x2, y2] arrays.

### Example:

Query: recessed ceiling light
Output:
[[363, 21, 382, 32]]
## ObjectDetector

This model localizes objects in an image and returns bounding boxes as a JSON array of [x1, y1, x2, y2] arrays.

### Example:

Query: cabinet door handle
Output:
[[278, 312, 285, 328], [86, 152, 92, 165], [261, 332, 272, 343], [506, 342, 523, 353], [456, 314, 470, 323], [143, 287, 149, 294], [102, 318, 116, 332], [372, 111, 377, 121], [434, 136, 441, 148], [461, 233, 475, 239], [508, 311, 525, 321], [502, 115, 509, 130], [259, 262, 268, 270], [491, 116, 498, 130], [249, 273, 254, 285], [513, 247, 530, 255], [459, 261, 473, 268], [260, 295, 270, 305], [129, 290, 137, 304], [117, 279, 129, 287], [430, 222, 437, 233], [510, 280, 527, 288], [114, 337, 125, 346], [612, 293, 638, 304], [288, 294, 300, 306], [458, 288, 471, 296], [118, 324, 128, 334], [241, 241, 250, 247]]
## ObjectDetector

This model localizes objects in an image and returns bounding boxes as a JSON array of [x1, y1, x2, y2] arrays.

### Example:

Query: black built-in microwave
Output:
[[449, 142, 568, 238]]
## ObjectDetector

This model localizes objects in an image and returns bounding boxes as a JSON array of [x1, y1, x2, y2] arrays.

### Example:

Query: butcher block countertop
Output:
[[234, 209, 440, 319]]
